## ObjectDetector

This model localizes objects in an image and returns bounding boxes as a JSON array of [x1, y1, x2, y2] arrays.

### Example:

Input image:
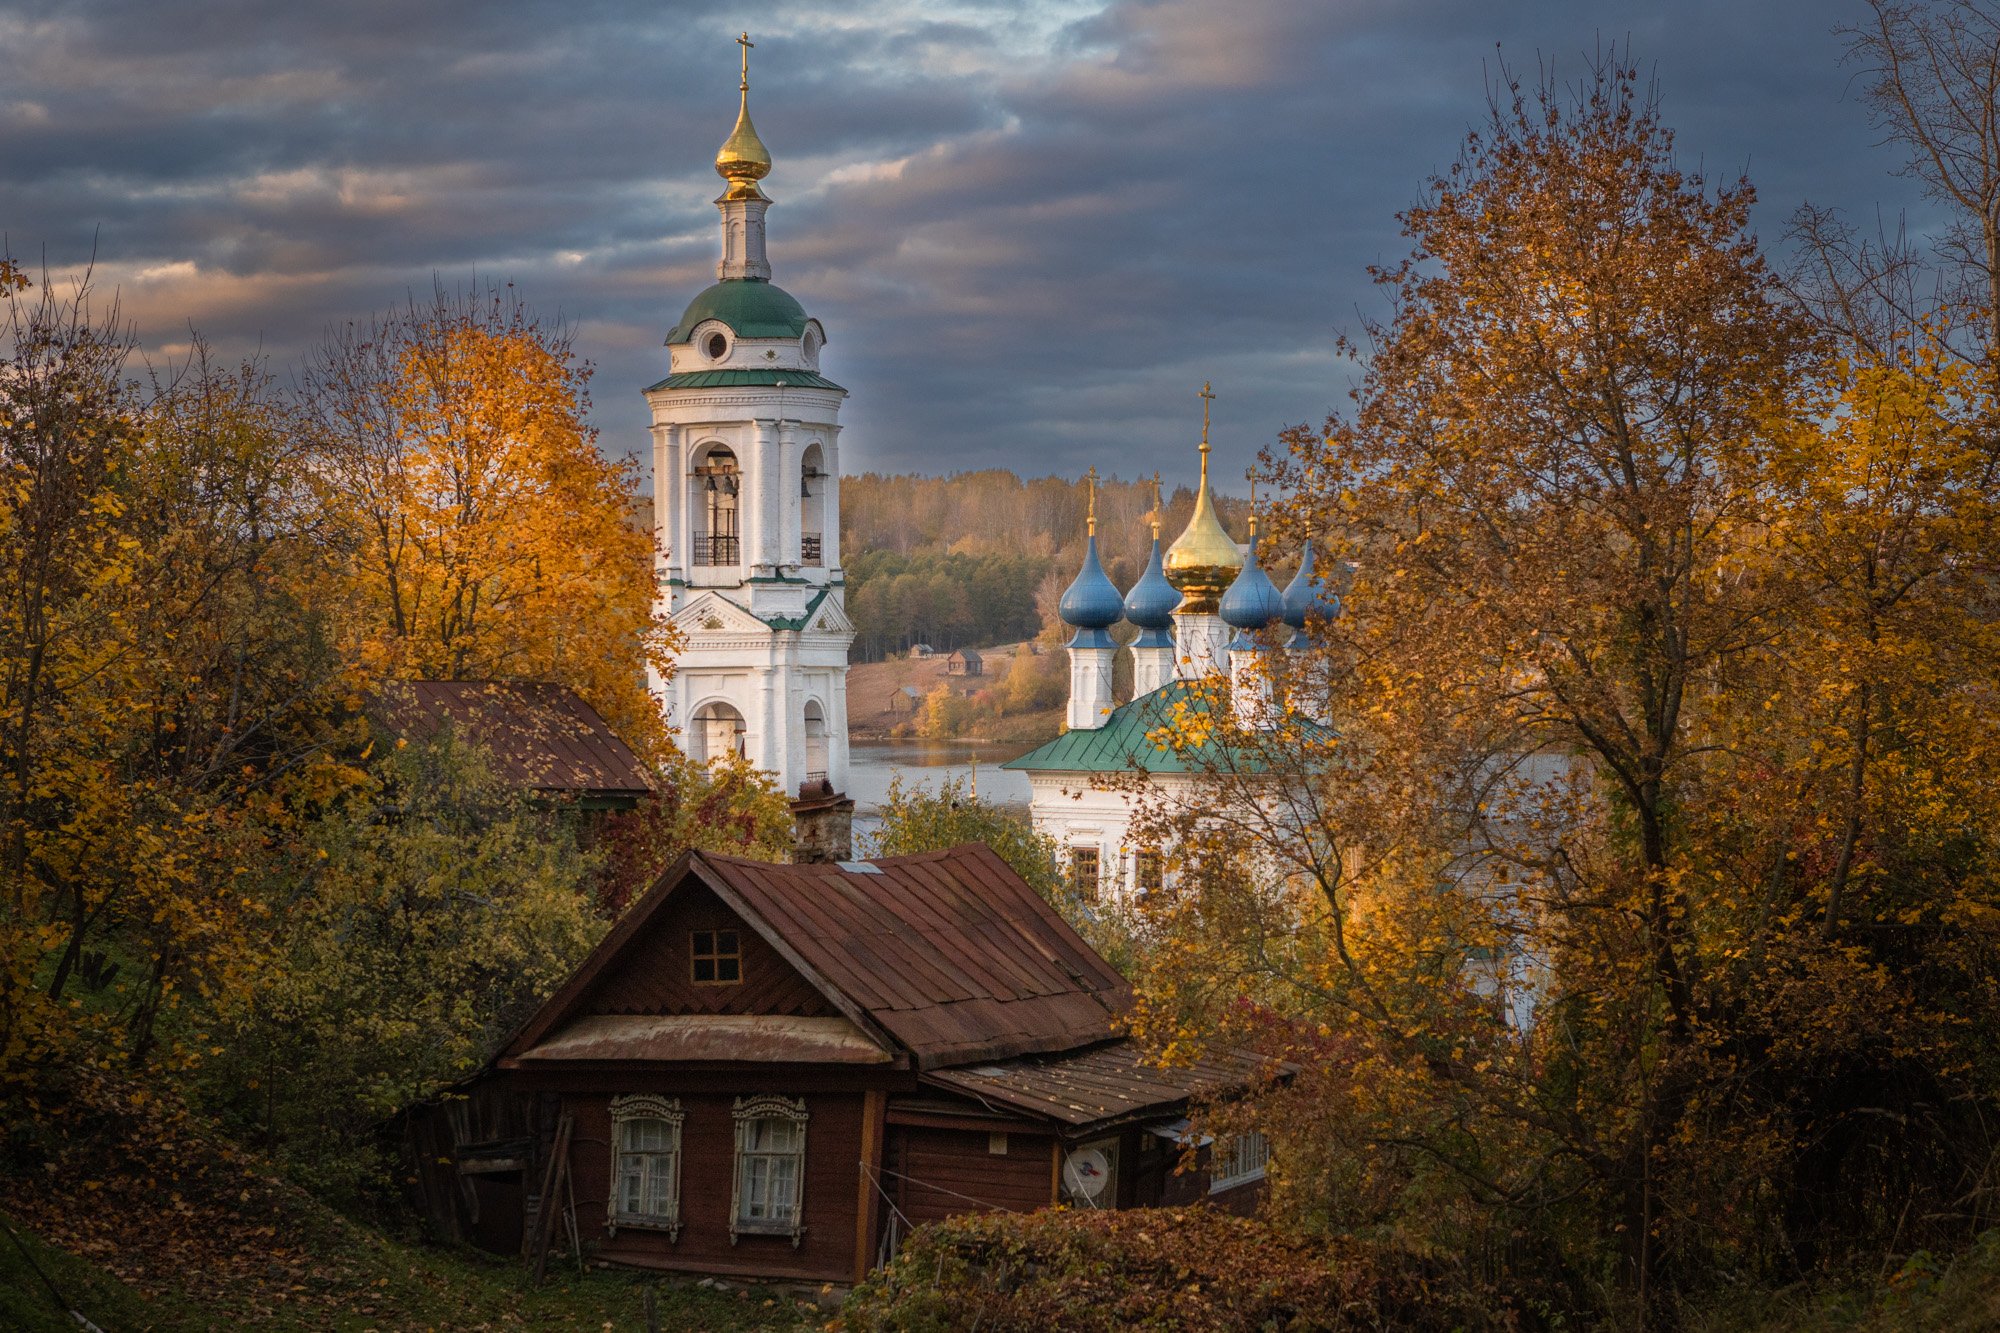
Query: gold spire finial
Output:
[[1163, 381, 1243, 612], [1247, 468, 1259, 540], [1148, 470, 1162, 539], [716, 33, 773, 201], [1085, 465, 1099, 537]]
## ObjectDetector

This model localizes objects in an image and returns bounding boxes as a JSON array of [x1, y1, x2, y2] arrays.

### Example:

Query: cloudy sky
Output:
[[1, 0, 1931, 490]]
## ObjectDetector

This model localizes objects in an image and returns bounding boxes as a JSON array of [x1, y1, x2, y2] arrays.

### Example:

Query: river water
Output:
[[846, 739, 1037, 843]]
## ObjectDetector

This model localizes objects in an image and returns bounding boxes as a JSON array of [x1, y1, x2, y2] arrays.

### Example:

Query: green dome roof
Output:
[[666, 279, 811, 343]]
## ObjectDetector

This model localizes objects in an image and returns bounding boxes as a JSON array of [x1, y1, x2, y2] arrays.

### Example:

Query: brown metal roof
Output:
[[513, 1014, 891, 1066], [501, 845, 1132, 1073], [922, 1040, 1286, 1129], [373, 680, 652, 797], [695, 845, 1131, 1069]]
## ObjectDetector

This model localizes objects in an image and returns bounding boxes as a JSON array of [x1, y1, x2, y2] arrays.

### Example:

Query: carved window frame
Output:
[[729, 1095, 808, 1246], [608, 1094, 685, 1239]]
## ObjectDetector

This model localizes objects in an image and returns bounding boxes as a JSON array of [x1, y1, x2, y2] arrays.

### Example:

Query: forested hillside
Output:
[[840, 469, 1249, 660]]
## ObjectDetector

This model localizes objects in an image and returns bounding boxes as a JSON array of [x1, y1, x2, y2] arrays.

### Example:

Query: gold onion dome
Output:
[[715, 34, 772, 200], [1163, 383, 1244, 614]]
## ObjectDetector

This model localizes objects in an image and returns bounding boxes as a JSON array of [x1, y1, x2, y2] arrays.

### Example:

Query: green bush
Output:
[[840, 1205, 1513, 1332]]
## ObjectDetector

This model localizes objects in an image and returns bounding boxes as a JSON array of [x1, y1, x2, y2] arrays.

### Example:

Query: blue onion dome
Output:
[[1219, 528, 1285, 634], [1123, 538, 1180, 631], [1281, 539, 1342, 632], [1059, 535, 1125, 646]]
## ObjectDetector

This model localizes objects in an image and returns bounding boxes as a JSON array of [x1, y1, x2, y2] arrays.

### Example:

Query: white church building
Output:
[[1003, 395, 1339, 903], [646, 40, 854, 800], [643, 42, 1341, 882]]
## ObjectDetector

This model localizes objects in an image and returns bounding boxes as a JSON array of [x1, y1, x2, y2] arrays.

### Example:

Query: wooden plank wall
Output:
[[567, 1090, 866, 1285], [583, 885, 833, 1019], [885, 1124, 1057, 1227]]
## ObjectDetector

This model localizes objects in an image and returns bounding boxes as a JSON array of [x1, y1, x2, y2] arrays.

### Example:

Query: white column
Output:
[[1230, 647, 1273, 728], [823, 426, 843, 576], [1174, 611, 1230, 680], [777, 415, 799, 568], [754, 663, 783, 787], [753, 417, 782, 574], [1131, 644, 1175, 697], [1067, 643, 1117, 730], [829, 669, 850, 792], [655, 424, 683, 589]]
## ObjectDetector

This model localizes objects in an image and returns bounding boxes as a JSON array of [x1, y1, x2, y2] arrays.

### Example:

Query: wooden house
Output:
[[943, 648, 982, 677], [406, 845, 1280, 1286]]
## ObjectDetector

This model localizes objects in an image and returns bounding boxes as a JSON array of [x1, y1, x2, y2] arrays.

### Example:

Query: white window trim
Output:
[[608, 1094, 685, 1239], [730, 1094, 808, 1247], [1209, 1129, 1271, 1194]]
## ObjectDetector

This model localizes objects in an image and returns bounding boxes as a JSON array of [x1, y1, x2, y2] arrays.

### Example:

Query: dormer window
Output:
[[705, 331, 729, 361], [692, 929, 741, 984]]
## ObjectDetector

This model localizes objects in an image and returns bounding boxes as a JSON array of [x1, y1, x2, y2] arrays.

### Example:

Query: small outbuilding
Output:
[[943, 649, 983, 677], [404, 845, 1282, 1286], [372, 680, 653, 810]]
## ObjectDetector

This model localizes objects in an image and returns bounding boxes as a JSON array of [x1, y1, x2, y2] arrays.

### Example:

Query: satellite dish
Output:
[[1063, 1146, 1111, 1201]]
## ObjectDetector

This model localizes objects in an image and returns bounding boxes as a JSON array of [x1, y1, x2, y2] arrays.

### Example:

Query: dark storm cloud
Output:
[[2, 0, 1914, 490]]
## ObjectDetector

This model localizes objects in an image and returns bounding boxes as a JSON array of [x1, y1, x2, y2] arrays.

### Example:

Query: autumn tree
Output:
[[1126, 53, 2000, 1319], [299, 284, 673, 753], [0, 267, 361, 1079]]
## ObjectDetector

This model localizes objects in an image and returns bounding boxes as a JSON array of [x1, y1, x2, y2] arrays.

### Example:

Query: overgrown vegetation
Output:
[[842, 1207, 1509, 1332]]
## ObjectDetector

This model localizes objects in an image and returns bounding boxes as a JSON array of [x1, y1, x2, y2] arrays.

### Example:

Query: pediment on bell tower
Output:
[[672, 591, 767, 636]]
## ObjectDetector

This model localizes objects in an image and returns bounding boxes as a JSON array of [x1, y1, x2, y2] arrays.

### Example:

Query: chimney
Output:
[[789, 779, 854, 864]]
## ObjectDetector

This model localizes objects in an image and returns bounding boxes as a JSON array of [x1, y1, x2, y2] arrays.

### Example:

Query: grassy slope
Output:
[[0, 1206, 817, 1333]]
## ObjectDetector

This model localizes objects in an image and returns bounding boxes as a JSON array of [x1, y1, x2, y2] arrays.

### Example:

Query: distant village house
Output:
[[943, 648, 982, 677]]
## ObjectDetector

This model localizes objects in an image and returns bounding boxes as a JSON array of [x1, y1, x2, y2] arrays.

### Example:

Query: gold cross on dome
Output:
[[738, 32, 754, 91], [1084, 465, 1099, 536], [1148, 470, 1162, 538], [1198, 382, 1215, 454], [1247, 468, 1259, 537]]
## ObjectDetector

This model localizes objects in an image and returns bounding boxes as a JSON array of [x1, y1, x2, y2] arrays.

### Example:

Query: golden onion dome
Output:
[[1163, 384, 1243, 614], [715, 36, 772, 200]]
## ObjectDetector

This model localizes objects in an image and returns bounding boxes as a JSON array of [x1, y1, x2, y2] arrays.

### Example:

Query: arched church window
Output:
[[691, 701, 747, 764], [691, 445, 740, 566], [799, 443, 826, 566], [803, 701, 828, 784]]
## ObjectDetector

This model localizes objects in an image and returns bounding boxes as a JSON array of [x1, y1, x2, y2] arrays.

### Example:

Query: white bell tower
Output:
[[647, 35, 853, 800]]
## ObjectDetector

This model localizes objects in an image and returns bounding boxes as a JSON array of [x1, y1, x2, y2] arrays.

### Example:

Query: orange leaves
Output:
[[302, 286, 676, 761]]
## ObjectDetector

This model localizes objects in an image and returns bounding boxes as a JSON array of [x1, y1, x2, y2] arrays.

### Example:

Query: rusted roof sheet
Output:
[[693, 844, 1131, 1070], [374, 680, 652, 797], [512, 1014, 890, 1066], [922, 1040, 1285, 1129]]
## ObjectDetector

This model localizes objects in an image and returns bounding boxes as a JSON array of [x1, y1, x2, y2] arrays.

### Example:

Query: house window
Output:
[[1069, 846, 1100, 901], [731, 1096, 808, 1245], [692, 929, 741, 984], [608, 1095, 685, 1237], [1209, 1130, 1271, 1193], [1135, 850, 1164, 895]]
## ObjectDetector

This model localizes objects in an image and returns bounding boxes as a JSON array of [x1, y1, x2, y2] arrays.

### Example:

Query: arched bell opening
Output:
[[691, 700, 747, 764], [799, 442, 826, 567], [690, 444, 741, 567]]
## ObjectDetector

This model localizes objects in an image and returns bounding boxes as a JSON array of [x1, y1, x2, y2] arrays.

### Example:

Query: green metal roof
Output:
[[645, 368, 846, 393], [667, 279, 812, 342], [1002, 679, 1331, 777], [763, 588, 831, 632], [1003, 681, 1218, 775]]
